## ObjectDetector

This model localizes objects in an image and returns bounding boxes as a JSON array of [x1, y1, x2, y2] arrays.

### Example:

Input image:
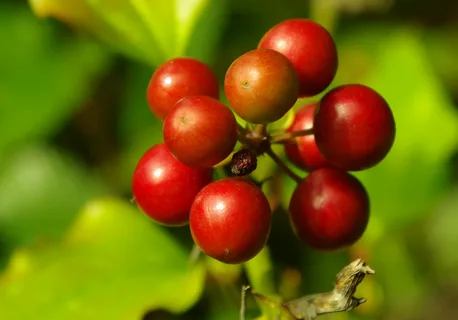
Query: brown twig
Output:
[[283, 259, 375, 319], [240, 285, 251, 320], [270, 128, 314, 144], [243, 259, 375, 320], [265, 147, 302, 184]]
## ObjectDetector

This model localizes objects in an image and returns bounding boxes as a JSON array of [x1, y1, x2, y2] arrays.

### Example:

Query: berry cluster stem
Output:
[[265, 147, 302, 184], [235, 121, 304, 183], [253, 124, 268, 138], [270, 128, 314, 144]]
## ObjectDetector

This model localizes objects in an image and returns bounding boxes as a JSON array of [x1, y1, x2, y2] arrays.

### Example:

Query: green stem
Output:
[[252, 124, 267, 138], [270, 128, 314, 144], [188, 244, 202, 265], [266, 147, 302, 184]]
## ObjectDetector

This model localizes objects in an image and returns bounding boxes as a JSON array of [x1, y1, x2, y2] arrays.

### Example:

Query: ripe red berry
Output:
[[289, 168, 369, 251], [190, 178, 271, 264], [163, 96, 238, 167], [314, 84, 396, 171], [284, 102, 334, 171], [258, 19, 338, 97], [132, 143, 213, 226], [224, 48, 299, 124], [146, 57, 219, 120]]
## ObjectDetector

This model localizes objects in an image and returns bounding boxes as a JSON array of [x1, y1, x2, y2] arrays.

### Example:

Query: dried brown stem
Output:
[[243, 259, 375, 320], [265, 147, 302, 184], [284, 259, 375, 319], [270, 128, 314, 144], [240, 285, 250, 320]]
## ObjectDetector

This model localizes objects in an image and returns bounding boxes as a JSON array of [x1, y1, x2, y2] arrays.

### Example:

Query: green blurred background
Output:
[[1, 0, 458, 319]]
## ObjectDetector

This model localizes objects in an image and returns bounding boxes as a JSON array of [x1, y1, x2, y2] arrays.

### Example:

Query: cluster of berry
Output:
[[132, 19, 395, 264]]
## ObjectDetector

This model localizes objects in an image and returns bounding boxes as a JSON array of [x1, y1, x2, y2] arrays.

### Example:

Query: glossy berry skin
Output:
[[314, 84, 395, 171], [132, 143, 213, 226], [146, 57, 219, 120], [224, 48, 299, 124], [284, 102, 334, 171], [258, 19, 338, 97], [190, 178, 271, 264], [163, 96, 238, 167], [289, 168, 369, 251]]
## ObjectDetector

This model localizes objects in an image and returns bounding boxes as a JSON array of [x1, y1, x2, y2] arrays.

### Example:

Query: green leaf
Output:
[[28, 0, 141, 60], [422, 27, 458, 92], [115, 62, 163, 192], [185, 0, 230, 64], [29, 0, 230, 66], [245, 247, 277, 298], [0, 145, 105, 266], [426, 187, 458, 284], [84, 0, 165, 65], [0, 198, 205, 319], [337, 26, 458, 228], [0, 3, 111, 154], [371, 235, 428, 315]]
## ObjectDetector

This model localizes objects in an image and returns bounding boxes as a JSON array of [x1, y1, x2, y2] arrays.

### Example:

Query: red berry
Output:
[[314, 84, 395, 171], [284, 102, 334, 171], [163, 96, 238, 167], [146, 57, 219, 120], [289, 168, 369, 251], [190, 178, 271, 264], [258, 19, 338, 97], [224, 48, 299, 124], [132, 143, 213, 226]]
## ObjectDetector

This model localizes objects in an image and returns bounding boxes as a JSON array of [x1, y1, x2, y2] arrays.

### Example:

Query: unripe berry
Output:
[[224, 48, 299, 124]]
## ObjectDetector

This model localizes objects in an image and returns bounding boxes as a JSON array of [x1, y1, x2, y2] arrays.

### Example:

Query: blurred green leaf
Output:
[[371, 234, 427, 316], [0, 198, 205, 319], [29, 0, 230, 66], [251, 293, 296, 320], [0, 145, 105, 266], [84, 0, 165, 65], [426, 187, 458, 284], [117, 62, 160, 144], [422, 27, 458, 93], [0, 3, 111, 154], [115, 62, 163, 192], [337, 26, 458, 228], [28, 0, 143, 60], [279, 163, 304, 210], [245, 247, 277, 298], [180, 0, 230, 65]]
